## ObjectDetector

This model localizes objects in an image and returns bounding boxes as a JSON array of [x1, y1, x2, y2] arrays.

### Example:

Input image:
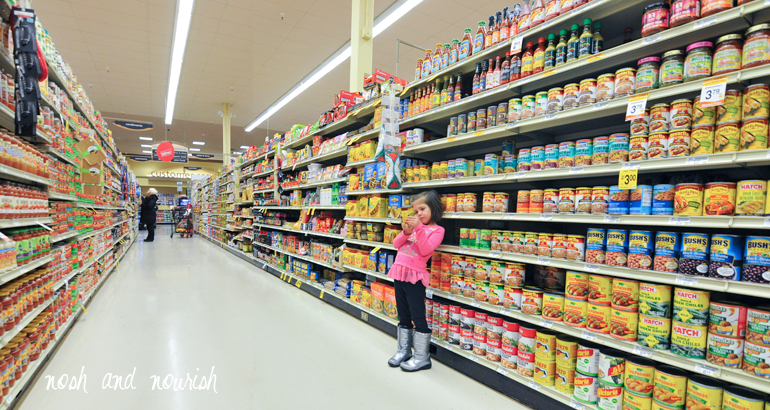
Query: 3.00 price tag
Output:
[[625, 93, 649, 121], [700, 76, 728, 107], [618, 168, 638, 190]]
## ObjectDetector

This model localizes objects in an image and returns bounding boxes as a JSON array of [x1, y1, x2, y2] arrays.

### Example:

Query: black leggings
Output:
[[394, 280, 430, 334]]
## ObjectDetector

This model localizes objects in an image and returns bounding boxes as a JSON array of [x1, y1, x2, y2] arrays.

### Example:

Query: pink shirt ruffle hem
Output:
[[387, 263, 430, 287]]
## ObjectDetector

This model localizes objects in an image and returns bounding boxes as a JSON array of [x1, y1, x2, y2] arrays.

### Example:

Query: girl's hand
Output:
[[402, 219, 414, 235]]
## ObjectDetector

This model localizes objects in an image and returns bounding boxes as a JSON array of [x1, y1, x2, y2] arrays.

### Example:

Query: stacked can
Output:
[[622, 357, 656, 409], [500, 319, 519, 371], [708, 234, 744, 281], [739, 84, 769, 151], [472, 311, 488, 357], [574, 343, 600, 405], [517, 325, 537, 378], [672, 287, 711, 360], [653, 232, 681, 273], [534, 330, 557, 386], [638, 282, 673, 351], [706, 301, 747, 370], [555, 336, 578, 395], [678, 232, 710, 277], [460, 307, 475, 351], [744, 235, 770, 283], [597, 349, 628, 410], [448, 304, 462, 346]]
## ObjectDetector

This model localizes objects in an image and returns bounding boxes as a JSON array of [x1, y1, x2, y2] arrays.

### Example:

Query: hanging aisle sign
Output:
[[152, 142, 189, 163], [113, 120, 154, 131]]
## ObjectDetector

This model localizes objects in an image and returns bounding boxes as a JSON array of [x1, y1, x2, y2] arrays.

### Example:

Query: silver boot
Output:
[[400, 331, 432, 372], [388, 326, 414, 367]]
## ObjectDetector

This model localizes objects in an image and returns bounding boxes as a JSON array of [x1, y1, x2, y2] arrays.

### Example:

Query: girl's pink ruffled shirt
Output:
[[387, 223, 445, 286]]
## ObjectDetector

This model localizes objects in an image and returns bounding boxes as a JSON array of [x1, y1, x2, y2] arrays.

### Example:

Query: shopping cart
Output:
[[171, 206, 193, 238]]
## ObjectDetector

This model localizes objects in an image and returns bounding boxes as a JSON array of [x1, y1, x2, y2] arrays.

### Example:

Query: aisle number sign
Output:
[[625, 94, 649, 121], [619, 168, 638, 189], [699, 76, 728, 107]]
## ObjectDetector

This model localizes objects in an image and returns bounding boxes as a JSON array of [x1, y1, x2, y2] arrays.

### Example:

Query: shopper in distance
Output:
[[141, 188, 159, 242], [388, 190, 445, 372]]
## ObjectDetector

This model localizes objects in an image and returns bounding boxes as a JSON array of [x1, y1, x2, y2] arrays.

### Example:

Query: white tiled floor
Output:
[[16, 226, 526, 410]]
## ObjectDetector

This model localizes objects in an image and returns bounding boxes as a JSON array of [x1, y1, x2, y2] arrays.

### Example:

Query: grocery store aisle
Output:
[[16, 228, 521, 410]]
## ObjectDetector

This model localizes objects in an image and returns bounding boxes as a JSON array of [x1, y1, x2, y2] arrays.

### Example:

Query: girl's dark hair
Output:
[[410, 190, 443, 223]]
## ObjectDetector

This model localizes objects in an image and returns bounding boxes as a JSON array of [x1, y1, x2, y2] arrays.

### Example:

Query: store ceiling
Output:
[[34, 0, 521, 156]]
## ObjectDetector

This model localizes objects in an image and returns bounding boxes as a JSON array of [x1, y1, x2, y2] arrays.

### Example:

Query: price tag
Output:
[[623, 162, 641, 170], [633, 345, 654, 358], [585, 264, 601, 273], [474, 130, 485, 137], [513, 172, 526, 178], [581, 330, 598, 342], [426, 289, 434, 299], [626, 93, 649, 121], [421, 181, 429, 186], [496, 366, 509, 376], [528, 381, 541, 391], [593, 101, 608, 110], [460, 248, 470, 254], [295, 280, 302, 288], [686, 156, 709, 165], [569, 167, 584, 174], [545, 112, 558, 120], [471, 300, 481, 308], [489, 251, 502, 258], [540, 214, 553, 221], [500, 308, 512, 316], [694, 16, 717, 29], [320, 290, 324, 299], [603, 216, 621, 223], [675, 275, 699, 286], [445, 341, 453, 350], [469, 354, 480, 363], [694, 363, 720, 377], [642, 33, 662, 45], [540, 319, 554, 329], [452, 213, 461, 218], [448, 294, 456, 301], [503, 213, 516, 220], [669, 217, 691, 226], [480, 175, 490, 181], [587, 53, 604, 63], [619, 168, 638, 189], [538, 258, 551, 265], [764, 218, 770, 227], [571, 399, 585, 410], [699, 76, 728, 107], [506, 122, 518, 130], [542, 69, 557, 78], [511, 35, 523, 54]]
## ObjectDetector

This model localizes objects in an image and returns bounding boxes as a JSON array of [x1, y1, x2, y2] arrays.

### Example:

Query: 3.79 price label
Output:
[[699, 76, 728, 107], [625, 93, 648, 121], [619, 168, 638, 189]]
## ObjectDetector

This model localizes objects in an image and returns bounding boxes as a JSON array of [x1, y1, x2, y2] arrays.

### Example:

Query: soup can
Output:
[[567, 235, 586, 261], [593, 136, 609, 165], [741, 118, 769, 150], [640, 282, 672, 318], [624, 357, 656, 397], [547, 87, 564, 113], [589, 274, 612, 306], [736, 180, 767, 216], [674, 183, 704, 216], [522, 286, 544, 315], [598, 348, 627, 386], [744, 236, 770, 284], [653, 365, 688, 409], [606, 229, 629, 267], [518, 148, 531, 171], [555, 365, 576, 395], [576, 187, 593, 214], [611, 308, 639, 341], [615, 68, 637, 97], [508, 98, 522, 123], [587, 302, 612, 334], [577, 343, 601, 376], [673, 288, 711, 326], [597, 380, 624, 410], [545, 144, 559, 169], [597, 73, 615, 101], [609, 134, 629, 163], [647, 132, 668, 159], [564, 83, 580, 109], [503, 286, 523, 310], [609, 186, 630, 215], [652, 184, 676, 215], [708, 234, 743, 281], [574, 373, 599, 405], [543, 188, 559, 213], [638, 315, 672, 350], [564, 298, 588, 328], [630, 186, 654, 215], [629, 135, 648, 161], [559, 141, 576, 168], [686, 376, 724, 410], [521, 95, 536, 120], [559, 187, 575, 213], [579, 78, 597, 106], [575, 139, 593, 166], [531, 146, 545, 170], [707, 332, 745, 368]]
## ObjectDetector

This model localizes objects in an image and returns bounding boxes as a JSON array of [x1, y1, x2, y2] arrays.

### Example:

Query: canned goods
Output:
[[494, 192, 509, 213], [630, 187, 654, 216], [536, 330, 558, 360], [654, 232, 681, 274], [674, 183, 704, 216], [543, 144, 558, 169], [638, 316, 672, 350], [538, 233, 553, 257], [651, 102, 670, 121], [609, 133, 630, 163], [577, 344, 600, 376], [518, 148, 531, 172], [497, 103, 508, 125], [615, 68, 637, 97], [673, 288, 711, 326], [477, 108, 487, 130], [521, 95, 536, 120], [552, 234, 567, 259], [524, 232, 538, 255], [669, 129, 690, 157], [547, 87, 564, 113], [743, 340, 770, 377], [589, 274, 612, 306], [631, 117, 650, 136], [531, 146, 545, 171], [530, 189, 544, 213], [652, 185, 676, 216], [708, 234, 744, 281], [691, 125, 716, 154], [671, 98, 694, 122], [555, 365, 576, 394], [559, 141, 576, 168], [522, 286, 544, 315], [535, 92, 548, 117], [686, 376, 724, 410], [593, 136, 609, 164], [745, 236, 770, 283], [715, 121, 741, 153], [474, 159, 484, 176], [611, 309, 639, 341], [723, 386, 765, 410], [555, 336, 578, 366], [592, 186, 610, 214], [567, 235, 586, 261], [505, 263, 525, 287], [744, 84, 770, 119], [448, 117, 458, 136], [679, 233, 710, 276], [482, 192, 495, 212], [612, 279, 641, 312], [597, 380, 624, 410], [707, 332, 745, 368], [487, 105, 498, 127], [574, 373, 600, 404], [747, 307, 770, 346], [508, 99, 522, 123], [543, 189, 558, 213], [588, 302, 612, 334], [503, 286, 523, 310], [703, 182, 737, 216], [648, 132, 669, 159], [564, 83, 580, 109], [575, 139, 593, 166], [534, 356, 556, 386], [672, 321, 708, 359], [640, 282, 672, 318], [606, 229, 629, 267], [559, 187, 575, 213], [625, 357, 656, 397], [575, 187, 593, 214], [624, 387, 654, 410], [717, 90, 742, 123], [742, 118, 769, 150], [654, 365, 688, 409], [567, 271, 589, 300], [579, 78, 597, 106], [597, 74, 615, 102], [484, 154, 498, 175], [564, 298, 588, 328], [736, 180, 767, 216], [629, 136, 648, 161], [467, 111, 477, 132], [542, 292, 565, 322], [598, 349, 627, 387]]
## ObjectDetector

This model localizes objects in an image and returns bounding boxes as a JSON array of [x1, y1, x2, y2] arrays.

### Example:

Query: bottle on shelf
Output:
[[555, 29, 568, 66], [518, 1, 531, 32], [500, 7, 511, 41], [445, 76, 455, 105], [545, 0, 561, 20], [566, 23, 580, 62], [432, 44, 442, 73], [592, 22, 604, 55], [485, 16, 495, 49], [459, 29, 473, 60], [492, 11, 502, 45], [472, 62, 481, 94], [449, 39, 460, 64], [438, 76, 448, 106], [510, 51, 521, 82], [479, 59, 489, 91], [578, 18, 593, 58], [500, 52, 511, 85], [430, 79, 440, 110], [544, 33, 556, 70], [533, 37, 546, 74], [440, 43, 450, 69], [453, 73, 463, 101], [531, 0, 545, 27], [492, 55, 502, 88], [521, 42, 534, 78], [421, 49, 432, 78], [473, 21, 486, 54]]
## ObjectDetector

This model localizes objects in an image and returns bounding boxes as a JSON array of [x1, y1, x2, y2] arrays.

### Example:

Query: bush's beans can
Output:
[[638, 315, 672, 350], [628, 230, 654, 270], [652, 184, 676, 215], [686, 375, 724, 410], [744, 236, 770, 284], [653, 232, 681, 273], [545, 144, 559, 169], [679, 233, 710, 276], [609, 186, 630, 215], [593, 136, 610, 164], [708, 233, 744, 281], [673, 288, 711, 326], [653, 365, 688, 409], [606, 229, 629, 267]]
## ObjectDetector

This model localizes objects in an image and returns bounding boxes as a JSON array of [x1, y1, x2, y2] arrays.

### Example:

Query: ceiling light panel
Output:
[[165, 0, 196, 125]]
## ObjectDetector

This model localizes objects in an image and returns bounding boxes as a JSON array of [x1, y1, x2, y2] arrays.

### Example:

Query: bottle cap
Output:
[[465, 28, 472, 33], [479, 21, 486, 26], [548, 33, 555, 40], [583, 18, 592, 26], [452, 39, 459, 43], [538, 37, 545, 43], [560, 29, 568, 36], [594, 22, 601, 29], [571, 24, 579, 31], [526, 41, 533, 47]]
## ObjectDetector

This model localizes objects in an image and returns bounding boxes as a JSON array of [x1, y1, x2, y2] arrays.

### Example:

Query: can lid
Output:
[[638, 56, 661, 65], [662, 49, 685, 58], [716, 34, 743, 43], [746, 24, 770, 37], [686, 41, 713, 53], [644, 2, 669, 11]]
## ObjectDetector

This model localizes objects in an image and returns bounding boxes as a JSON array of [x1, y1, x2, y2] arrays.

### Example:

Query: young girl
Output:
[[387, 190, 445, 372]]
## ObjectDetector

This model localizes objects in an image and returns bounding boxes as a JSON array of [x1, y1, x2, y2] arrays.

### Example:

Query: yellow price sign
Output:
[[542, 67, 558, 77], [447, 136, 457, 143], [587, 53, 604, 63], [618, 168, 638, 189], [320, 290, 324, 299], [474, 130, 485, 137], [371, 246, 381, 254], [295, 280, 301, 289], [280, 273, 285, 280]]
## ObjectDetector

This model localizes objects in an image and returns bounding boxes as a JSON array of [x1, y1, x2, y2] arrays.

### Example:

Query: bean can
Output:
[[652, 184, 676, 215], [629, 136, 648, 161], [630, 187, 654, 215], [615, 68, 637, 97], [609, 186, 630, 215], [708, 234, 744, 281], [606, 229, 629, 267], [522, 286, 544, 315], [564, 83, 579, 109], [648, 132, 669, 159], [592, 186, 610, 214], [669, 129, 691, 157], [567, 235, 586, 261], [575, 139, 593, 166], [679, 233, 710, 276], [547, 87, 564, 113], [609, 133, 629, 163], [744, 236, 770, 284], [579, 78, 597, 106], [593, 136, 609, 164], [653, 232, 681, 273], [597, 74, 615, 102], [559, 141, 576, 168]]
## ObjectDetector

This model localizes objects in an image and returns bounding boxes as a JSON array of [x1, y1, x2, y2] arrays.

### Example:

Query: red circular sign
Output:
[[157, 142, 175, 162]]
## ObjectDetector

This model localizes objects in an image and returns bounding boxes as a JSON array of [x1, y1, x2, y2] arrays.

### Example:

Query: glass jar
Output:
[[661, 50, 685, 87], [684, 41, 713, 82], [642, 2, 670, 38], [743, 24, 770, 69], [636, 56, 661, 92], [713, 34, 743, 75], [701, 0, 732, 17], [671, 0, 700, 27]]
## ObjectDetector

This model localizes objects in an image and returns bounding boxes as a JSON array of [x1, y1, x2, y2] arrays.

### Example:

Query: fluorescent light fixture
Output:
[[232, 151, 242, 155], [140, 144, 152, 148], [189, 148, 200, 152], [192, 141, 205, 145], [240, 145, 249, 149], [164, 0, 195, 125], [245, 0, 422, 132], [142, 150, 152, 154], [139, 137, 153, 141]]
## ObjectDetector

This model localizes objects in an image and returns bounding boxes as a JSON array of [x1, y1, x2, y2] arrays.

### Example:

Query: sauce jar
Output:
[[701, 0, 732, 17], [671, 0, 700, 27], [743, 24, 770, 69], [684, 41, 713, 82], [642, 3, 670, 38], [636, 56, 660, 92], [713, 34, 743, 75], [661, 50, 685, 87]]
